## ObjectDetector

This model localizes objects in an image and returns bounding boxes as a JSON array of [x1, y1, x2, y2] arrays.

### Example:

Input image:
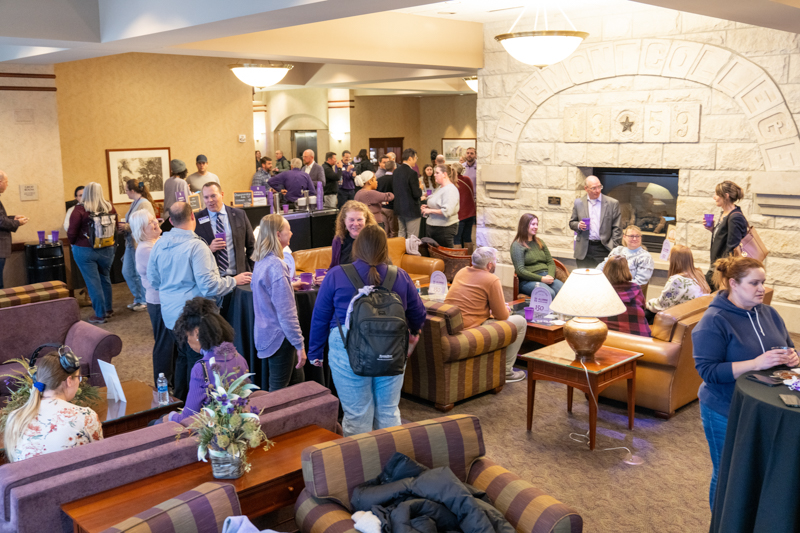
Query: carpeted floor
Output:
[[88, 284, 721, 533]]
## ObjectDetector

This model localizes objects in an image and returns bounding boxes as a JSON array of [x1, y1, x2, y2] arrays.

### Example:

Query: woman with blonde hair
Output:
[[645, 244, 710, 323], [251, 214, 307, 391], [601, 256, 650, 336], [67, 182, 117, 324], [597, 225, 654, 286], [329, 200, 378, 269], [421, 164, 460, 248], [5, 350, 102, 462]]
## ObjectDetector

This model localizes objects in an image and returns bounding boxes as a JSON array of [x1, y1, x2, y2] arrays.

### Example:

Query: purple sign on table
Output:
[[251, 186, 267, 198], [530, 285, 552, 320], [175, 191, 187, 203]]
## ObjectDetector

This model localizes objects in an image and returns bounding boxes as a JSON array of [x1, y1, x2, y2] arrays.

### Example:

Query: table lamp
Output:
[[550, 268, 626, 360]]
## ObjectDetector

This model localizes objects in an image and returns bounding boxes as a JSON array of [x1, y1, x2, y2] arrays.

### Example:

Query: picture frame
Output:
[[441, 138, 476, 164], [232, 190, 254, 208], [106, 147, 170, 204], [187, 193, 202, 212]]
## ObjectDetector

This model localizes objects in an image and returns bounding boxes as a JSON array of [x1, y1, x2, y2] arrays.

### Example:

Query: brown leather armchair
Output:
[[513, 258, 569, 298], [292, 236, 444, 285], [600, 288, 774, 418]]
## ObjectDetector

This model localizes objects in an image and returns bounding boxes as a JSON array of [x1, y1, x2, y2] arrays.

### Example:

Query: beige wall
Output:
[[350, 95, 420, 157], [419, 94, 477, 163], [0, 63, 66, 287], [55, 53, 254, 217]]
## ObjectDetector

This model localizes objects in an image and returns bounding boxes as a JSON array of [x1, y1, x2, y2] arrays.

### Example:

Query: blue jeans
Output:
[[72, 245, 115, 319], [700, 401, 728, 509], [122, 244, 146, 304], [519, 272, 564, 299], [264, 337, 302, 392], [327, 328, 405, 437], [454, 216, 475, 245]]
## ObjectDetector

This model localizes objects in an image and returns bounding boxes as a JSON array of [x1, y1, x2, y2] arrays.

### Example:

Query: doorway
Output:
[[294, 131, 318, 159], [369, 137, 403, 162]]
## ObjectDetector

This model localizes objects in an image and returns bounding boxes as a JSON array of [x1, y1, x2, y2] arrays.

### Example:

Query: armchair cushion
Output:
[[441, 321, 517, 363], [651, 294, 713, 342], [101, 482, 239, 533], [65, 319, 123, 388], [423, 301, 463, 335], [0, 281, 69, 309], [604, 331, 682, 368]]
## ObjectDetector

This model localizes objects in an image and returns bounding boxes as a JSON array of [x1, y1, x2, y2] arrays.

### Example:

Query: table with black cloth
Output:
[[222, 283, 332, 392], [710, 371, 800, 533]]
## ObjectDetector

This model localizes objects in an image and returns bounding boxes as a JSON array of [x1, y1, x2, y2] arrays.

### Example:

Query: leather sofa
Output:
[[292, 236, 444, 285], [0, 381, 340, 533], [0, 297, 121, 396], [599, 288, 774, 418], [295, 415, 583, 533], [403, 300, 518, 411]]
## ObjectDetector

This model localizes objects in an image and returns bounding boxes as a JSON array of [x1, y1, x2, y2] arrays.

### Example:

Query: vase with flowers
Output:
[[182, 358, 274, 479]]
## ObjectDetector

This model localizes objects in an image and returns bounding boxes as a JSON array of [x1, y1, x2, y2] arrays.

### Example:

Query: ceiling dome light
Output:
[[495, 31, 588, 68], [463, 76, 478, 92], [229, 63, 293, 88]]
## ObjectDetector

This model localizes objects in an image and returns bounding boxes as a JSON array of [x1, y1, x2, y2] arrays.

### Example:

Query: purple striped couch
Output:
[[295, 415, 583, 533], [403, 300, 517, 411]]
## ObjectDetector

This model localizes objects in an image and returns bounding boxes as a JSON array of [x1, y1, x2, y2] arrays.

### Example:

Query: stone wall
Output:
[[476, 1, 800, 326]]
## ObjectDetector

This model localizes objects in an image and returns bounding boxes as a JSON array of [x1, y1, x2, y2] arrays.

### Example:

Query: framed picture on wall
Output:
[[106, 147, 170, 204], [441, 138, 476, 164]]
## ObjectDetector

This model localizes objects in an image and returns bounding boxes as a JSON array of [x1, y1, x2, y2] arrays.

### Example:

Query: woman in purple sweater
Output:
[[309, 225, 426, 436], [252, 214, 307, 391], [167, 297, 250, 424]]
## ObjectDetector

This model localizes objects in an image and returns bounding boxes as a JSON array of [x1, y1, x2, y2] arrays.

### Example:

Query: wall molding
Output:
[[0, 73, 56, 79], [0, 86, 56, 92]]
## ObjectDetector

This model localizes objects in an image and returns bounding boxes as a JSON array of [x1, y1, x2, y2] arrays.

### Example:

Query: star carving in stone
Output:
[[620, 116, 634, 132]]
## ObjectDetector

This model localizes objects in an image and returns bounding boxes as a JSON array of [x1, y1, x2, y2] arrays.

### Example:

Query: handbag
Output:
[[734, 225, 769, 262]]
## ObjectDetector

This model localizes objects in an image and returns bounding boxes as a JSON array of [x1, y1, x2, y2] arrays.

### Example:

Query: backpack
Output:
[[87, 210, 117, 249], [335, 264, 409, 377]]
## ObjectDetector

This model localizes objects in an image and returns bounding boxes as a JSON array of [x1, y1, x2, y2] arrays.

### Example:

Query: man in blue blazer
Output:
[[194, 182, 255, 276]]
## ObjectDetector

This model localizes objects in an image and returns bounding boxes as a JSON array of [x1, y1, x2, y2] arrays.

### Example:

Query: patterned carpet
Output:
[[90, 284, 714, 533]]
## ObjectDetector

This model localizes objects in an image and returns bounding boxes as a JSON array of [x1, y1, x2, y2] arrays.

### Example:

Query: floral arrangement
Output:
[[0, 358, 101, 432], [182, 359, 274, 473]]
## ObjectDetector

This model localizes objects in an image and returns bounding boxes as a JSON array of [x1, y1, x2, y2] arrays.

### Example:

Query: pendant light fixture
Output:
[[463, 76, 478, 92], [229, 62, 293, 88], [495, 2, 588, 68]]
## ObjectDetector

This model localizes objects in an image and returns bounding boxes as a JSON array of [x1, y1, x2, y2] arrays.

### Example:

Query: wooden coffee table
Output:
[[62, 424, 340, 533], [510, 299, 565, 346], [519, 341, 642, 450], [1, 380, 181, 464]]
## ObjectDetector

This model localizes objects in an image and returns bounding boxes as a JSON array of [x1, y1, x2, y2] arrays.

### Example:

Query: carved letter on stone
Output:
[[713, 58, 763, 98], [639, 39, 670, 75], [670, 104, 700, 143], [662, 42, 703, 79], [587, 43, 616, 79], [586, 107, 611, 143], [761, 138, 800, 171], [614, 40, 641, 76], [495, 113, 525, 142], [506, 94, 536, 123], [611, 106, 643, 143], [563, 107, 587, 142], [540, 63, 575, 93], [753, 105, 798, 144], [493, 141, 514, 164], [736, 77, 783, 118], [519, 71, 555, 106], [686, 46, 731, 86], [644, 104, 670, 143], [565, 50, 593, 85]]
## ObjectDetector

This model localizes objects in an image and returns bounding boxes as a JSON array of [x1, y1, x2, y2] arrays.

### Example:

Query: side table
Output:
[[519, 341, 642, 450]]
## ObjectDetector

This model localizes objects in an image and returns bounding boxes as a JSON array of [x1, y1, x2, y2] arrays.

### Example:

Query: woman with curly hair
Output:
[[165, 297, 250, 424], [328, 200, 378, 269]]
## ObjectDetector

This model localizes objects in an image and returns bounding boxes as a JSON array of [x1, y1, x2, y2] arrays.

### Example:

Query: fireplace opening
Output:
[[594, 168, 679, 253]]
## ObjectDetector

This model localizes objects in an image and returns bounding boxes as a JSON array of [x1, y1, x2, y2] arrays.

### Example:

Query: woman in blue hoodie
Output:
[[692, 255, 799, 508]]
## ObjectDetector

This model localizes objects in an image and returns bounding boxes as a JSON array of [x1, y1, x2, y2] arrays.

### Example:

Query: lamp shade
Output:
[[550, 268, 626, 318], [229, 63, 293, 88], [463, 76, 478, 92], [495, 31, 588, 67]]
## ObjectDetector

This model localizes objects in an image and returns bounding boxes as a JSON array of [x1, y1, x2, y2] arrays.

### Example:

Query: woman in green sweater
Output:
[[510, 213, 563, 298]]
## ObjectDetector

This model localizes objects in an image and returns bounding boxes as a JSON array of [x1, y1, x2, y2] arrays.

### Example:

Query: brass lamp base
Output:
[[563, 317, 608, 360]]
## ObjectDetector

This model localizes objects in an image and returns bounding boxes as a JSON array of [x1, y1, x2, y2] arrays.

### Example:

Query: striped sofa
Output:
[[101, 482, 239, 533], [0, 280, 68, 308], [403, 300, 517, 411], [295, 415, 583, 533]]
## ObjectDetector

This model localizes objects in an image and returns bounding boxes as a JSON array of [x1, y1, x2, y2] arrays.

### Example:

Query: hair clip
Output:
[[139, 181, 144, 188], [33, 381, 45, 393]]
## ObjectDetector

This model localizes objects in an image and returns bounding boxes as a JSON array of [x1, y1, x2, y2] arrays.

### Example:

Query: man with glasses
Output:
[[569, 175, 622, 270]]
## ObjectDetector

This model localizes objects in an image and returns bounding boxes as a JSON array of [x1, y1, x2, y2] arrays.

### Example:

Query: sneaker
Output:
[[87, 315, 107, 325], [506, 370, 526, 383], [126, 303, 136, 309], [105, 310, 115, 318], [131, 303, 147, 312]]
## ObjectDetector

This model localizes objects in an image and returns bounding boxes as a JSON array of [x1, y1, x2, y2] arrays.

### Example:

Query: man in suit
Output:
[[321, 152, 341, 209], [195, 182, 255, 276], [0, 170, 29, 289], [569, 175, 622, 270], [392, 148, 422, 238], [302, 149, 325, 191]]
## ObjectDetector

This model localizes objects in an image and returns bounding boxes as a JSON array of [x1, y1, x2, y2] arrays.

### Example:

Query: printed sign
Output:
[[251, 186, 268, 207], [232, 190, 254, 208], [530, 284, 552, 320], [19, 184, 38, 202], [98, 360, 126, 402], [175, 190, 187, 203], [428, 271, 448, 301], [187, 193, 202, 212]]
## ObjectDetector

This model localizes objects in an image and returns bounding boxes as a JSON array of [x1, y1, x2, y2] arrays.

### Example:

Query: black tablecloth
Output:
[[710, 372, 800, 533], [222, 284, 331, 392]]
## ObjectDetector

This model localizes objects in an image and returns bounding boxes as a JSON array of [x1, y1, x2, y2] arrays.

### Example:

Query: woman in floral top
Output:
[[646, 244, 710, 323], [5, 351, 102, 462]]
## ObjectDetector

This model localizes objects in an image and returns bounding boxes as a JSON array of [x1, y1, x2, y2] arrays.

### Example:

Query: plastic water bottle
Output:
[[157, 373, 169, 406], [415, 280, 421, 294]]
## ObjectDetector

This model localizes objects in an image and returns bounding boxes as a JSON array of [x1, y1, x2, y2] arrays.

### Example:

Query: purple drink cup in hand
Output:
[[704, 214, 714, 228], [582, 218, 591, 231], [214, 232, 225, 242]]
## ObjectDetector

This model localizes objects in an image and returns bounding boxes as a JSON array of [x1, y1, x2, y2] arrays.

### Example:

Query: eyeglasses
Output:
[[625, 234, 642, 240], [586, 185, 603, 191]]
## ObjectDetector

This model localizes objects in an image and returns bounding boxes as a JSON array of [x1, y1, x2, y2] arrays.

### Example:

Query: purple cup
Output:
[[37, 231, 45, 244], [214, 232, 225, 242], [315, 268, 327, 278], [704, 214, 714, 228], [300, 272, 313, 287], [51, 230, 59, 242], [524, 307, 534, 321], [581, 218, 591, 231], [282, 204, 289, 214], [426, 189, 433, 196]]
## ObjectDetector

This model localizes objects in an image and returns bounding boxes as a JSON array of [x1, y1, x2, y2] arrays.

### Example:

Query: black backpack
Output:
[[335, 264, 409, 377]]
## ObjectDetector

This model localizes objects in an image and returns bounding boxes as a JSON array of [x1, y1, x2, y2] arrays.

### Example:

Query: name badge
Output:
[[199, 216, 210, 224]]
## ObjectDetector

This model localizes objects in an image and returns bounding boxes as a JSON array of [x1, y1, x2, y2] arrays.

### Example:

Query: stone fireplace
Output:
[[476, 2, 800, 330]]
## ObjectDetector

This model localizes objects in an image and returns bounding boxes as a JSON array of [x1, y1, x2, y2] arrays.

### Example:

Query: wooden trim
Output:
[[0, 73, 56, 79], [327, 100, 354, 103], [328, 105, 354, 109], [11, 237, 70, 253], [0, 86, 56, 92]]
